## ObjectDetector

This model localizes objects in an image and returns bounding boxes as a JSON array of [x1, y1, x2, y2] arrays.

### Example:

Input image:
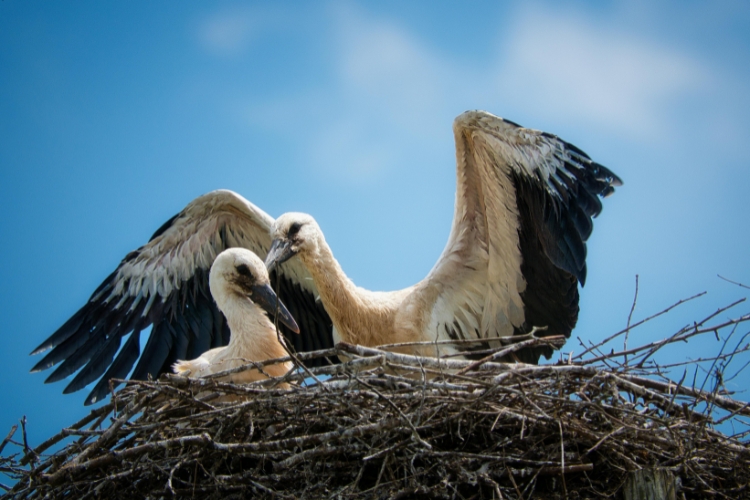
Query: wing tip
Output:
[[44, 369, 69, 385], [608, 171, 624, 187], [29, 344, 50, 357], [30, 353, 60, 374], [61, 384, 78, 395], [593, 163, 623, 188], [83, 381, 116, 406]]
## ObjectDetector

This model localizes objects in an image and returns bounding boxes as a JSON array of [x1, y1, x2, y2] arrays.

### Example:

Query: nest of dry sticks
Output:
[[2, 293, 750, 499]]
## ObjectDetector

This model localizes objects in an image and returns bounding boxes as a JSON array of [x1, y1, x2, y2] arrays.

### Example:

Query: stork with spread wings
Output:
[[265, 110, 621, 362]]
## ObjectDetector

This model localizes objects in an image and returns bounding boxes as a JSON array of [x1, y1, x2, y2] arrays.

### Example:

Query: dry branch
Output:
[[2, 298, 750, 499]]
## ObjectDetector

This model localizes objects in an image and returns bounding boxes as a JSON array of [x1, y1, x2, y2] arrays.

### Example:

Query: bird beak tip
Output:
[[253, 283, 300, 334], [265, 239, 295, 272]]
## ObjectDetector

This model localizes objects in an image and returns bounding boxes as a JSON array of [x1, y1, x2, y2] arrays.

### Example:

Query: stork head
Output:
[[210, 248, 299, 333], [265, 212, 320, 272]]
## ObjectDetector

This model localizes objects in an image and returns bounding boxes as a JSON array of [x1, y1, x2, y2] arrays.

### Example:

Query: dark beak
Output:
[[265, 238, 296, 273], [251, 282, 300, 334]]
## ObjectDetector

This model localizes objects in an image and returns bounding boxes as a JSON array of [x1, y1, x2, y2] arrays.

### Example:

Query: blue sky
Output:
[[1, 1, 749, 449]]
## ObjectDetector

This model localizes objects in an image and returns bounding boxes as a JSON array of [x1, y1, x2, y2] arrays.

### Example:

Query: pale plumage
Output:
[[266, 110, 622, 363], [30, 190, 333, 405], [172, 248, 298, 384]]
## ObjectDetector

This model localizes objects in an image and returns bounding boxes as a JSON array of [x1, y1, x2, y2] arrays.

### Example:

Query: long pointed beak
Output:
[[251, 282, 300, 334], [265, 238, 296, 273]]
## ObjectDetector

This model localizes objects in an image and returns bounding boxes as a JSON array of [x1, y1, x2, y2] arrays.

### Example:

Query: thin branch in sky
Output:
[[718, 275, 750, 291]]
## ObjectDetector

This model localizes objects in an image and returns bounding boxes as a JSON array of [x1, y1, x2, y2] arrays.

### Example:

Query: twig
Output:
[[20, 416, 36, 466], [624, 275, 639, 365], [0, 425, 17, 456], [718, 274, 750, 290], [574, 291, 707, 360]]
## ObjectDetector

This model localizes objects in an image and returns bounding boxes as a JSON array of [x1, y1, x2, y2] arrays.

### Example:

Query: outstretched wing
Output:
[[30, 190, 333, 404], [425, 110, 621, 363]]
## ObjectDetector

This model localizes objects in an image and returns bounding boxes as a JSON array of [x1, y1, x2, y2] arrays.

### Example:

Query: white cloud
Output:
[[196, 8, 265, 57], [240, 1, 738, 182], [309, 117, 396, 180], [334, 4, 449, 136], [326, 2, 719, 147], [495, 5, 714, 142], [242, 3, 463, 184], [289, 3, 459, 183]]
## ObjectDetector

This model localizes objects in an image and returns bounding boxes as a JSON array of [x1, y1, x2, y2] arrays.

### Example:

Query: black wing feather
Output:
[[29, 303, 90, 357], [271, 271, 336, 366], [130, 316, 173, 381], [63, 330, 123, 394], [512, 173, 580, 363], [510, 137, 620, 363], [85, 329, 142, 405]]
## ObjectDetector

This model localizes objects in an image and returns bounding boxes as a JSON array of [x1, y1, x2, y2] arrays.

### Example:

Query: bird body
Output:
[[266, 110, 622, 362], [172, 248, 297, 384]]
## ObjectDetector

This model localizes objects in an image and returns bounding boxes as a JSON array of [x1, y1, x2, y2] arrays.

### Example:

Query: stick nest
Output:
[[2, 295, 750, 499]]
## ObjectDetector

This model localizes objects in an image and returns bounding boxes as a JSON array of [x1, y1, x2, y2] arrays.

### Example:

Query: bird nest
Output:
[[3, 295, 750, 499]]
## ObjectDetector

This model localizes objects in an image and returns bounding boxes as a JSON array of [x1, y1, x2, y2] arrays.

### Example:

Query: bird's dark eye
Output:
[[236, 264, 252, 277], [288, 222, 303, 238]]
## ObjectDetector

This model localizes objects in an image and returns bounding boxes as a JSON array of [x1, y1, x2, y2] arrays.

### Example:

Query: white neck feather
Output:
[[216, 292, 289, 362], [299, 230, 412, 347]]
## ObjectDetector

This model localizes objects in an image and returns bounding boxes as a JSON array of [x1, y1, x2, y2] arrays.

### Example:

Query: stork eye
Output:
[[236, 264, 252, 277], [288, 222, 303, 238]]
